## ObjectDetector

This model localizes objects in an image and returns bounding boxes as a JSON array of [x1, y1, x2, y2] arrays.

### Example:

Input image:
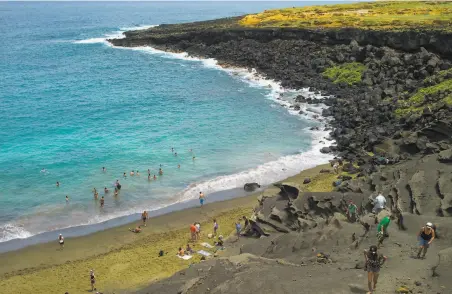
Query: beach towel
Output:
[[197, 250, 211, 257], [177, 255, 193, 260], [201, 242, 213, 249]]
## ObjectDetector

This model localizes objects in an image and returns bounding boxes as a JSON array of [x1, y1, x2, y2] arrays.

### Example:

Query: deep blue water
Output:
[[0, 1, 334, 242]]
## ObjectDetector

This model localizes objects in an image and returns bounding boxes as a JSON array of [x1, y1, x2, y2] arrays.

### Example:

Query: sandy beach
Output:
[[0, 164, 336, 293]]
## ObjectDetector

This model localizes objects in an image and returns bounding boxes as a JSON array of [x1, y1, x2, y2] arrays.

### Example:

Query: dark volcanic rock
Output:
[[244, 182, 261, 192]]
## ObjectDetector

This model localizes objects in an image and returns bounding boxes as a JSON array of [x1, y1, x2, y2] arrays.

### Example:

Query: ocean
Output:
[[0, 1, 335, 245]]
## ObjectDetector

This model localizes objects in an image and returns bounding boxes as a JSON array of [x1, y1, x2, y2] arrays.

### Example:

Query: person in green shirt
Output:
[[377, 216, 390, 248], [347, 200, 358, 223]]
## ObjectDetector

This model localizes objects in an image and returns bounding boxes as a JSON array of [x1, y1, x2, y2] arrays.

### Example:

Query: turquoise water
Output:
[[0, 2, 333, 242]]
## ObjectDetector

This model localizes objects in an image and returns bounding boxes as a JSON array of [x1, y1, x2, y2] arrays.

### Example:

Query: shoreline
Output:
[[0, 27, 335, 248]]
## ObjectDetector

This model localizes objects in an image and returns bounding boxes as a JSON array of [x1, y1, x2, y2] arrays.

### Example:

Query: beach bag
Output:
[[159, 250, 164, 257]]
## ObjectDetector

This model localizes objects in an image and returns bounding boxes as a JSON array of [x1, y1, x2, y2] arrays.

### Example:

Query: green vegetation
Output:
[[423, 68, 452, 83], [395, 77, 452, 117], [239, 1, 452, 31], [322, 62, 366, 85]]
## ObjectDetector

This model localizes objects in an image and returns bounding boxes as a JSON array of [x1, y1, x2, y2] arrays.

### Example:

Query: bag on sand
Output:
[[159, 250, 164, 257]]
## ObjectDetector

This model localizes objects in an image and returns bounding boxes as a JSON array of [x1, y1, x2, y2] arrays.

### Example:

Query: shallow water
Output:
[[0, 1, 335, 243]]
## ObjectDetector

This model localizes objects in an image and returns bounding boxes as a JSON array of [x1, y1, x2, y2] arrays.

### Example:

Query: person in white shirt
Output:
[[373, 193, 386, 214]]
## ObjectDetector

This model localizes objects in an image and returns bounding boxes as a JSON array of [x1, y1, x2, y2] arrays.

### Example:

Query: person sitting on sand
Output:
[[58, 234, 64, 249], [142, 211, 148, 227], [363, 245, 386, 294], [214, 235, 224, 247], [100, 196, 105, 207], [417, 222, 435, 259], [186, 244, 194, 254], [104, 187, 109, 193], [178, 247, 185, 256], [377, 216, 390, 248], [129, 226, 142, 233]]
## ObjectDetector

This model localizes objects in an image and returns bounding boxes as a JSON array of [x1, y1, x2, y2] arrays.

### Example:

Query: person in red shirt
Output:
[[190, 223, 197, 241]]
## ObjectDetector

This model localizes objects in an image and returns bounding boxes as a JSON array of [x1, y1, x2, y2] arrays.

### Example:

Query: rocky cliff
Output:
[[109, 21, 452, 163]]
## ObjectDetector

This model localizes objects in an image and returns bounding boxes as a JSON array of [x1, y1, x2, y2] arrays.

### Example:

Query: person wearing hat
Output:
[[417, 222, 435, 259], [363, 245, 387, 294]]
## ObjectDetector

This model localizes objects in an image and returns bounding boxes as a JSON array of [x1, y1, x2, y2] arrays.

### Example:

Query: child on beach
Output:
[[195, 222, 201, 240], [178, 247, 185, 256], [235, 221, 242, 237], [186, 244, 194, 254]]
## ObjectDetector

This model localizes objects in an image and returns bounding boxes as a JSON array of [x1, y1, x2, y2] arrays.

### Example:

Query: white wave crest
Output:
[[73, 25, 157, 45], [0, 223, 33, 243]]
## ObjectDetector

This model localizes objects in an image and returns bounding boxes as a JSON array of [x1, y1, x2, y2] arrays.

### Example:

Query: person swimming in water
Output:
[[114, 187, 118, 197], [174, 152, 177, 157], [178, 164, 180, 169], [104, 187, 109, 194], [93, 188, 98, 199], [148, 174, 151, 181], [100, 196, 104, 207], [153, 175, 157, 180], [136, 170, 140, 176], [56, 181, 60, 187], [147, 169, 150, 176], [171, 147, 174, 153], [123, 172, 127, 178], [159, 168, 163, 175], [130, 170, 135, 176], [192, 156, 196, 160], [102, 167, 106, 172], [65, 195, 69, 203]]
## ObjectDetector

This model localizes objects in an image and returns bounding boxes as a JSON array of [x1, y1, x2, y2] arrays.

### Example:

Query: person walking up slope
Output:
[[364, 245, 387, 294], [417, 222, 435, 259]]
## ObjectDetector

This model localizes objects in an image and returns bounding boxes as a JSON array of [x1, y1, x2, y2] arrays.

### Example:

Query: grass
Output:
[[239, 1, 452, 31], [322, 62, 366, 85]]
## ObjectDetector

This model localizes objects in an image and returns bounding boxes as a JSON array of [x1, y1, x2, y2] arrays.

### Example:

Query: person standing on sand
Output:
[[364, 245, 386, 294], [416, 222, 435, 259], [213, 219, 219, 236], [199, 192, 205, 207], [377, 216, 390, 248], [195, 222, 201, 240], [142, 211, 148, 227], [100, 196, 105, 208], [59, 234, 64, 249], [90, 270, 96, 291], [190, 223, 197, 241]]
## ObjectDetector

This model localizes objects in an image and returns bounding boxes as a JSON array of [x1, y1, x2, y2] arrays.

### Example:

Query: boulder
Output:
[[438, 149, 452, 163], [303, 178, 311, 184], [320, 147, 331, 154], [244, 183, 261, 192]]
